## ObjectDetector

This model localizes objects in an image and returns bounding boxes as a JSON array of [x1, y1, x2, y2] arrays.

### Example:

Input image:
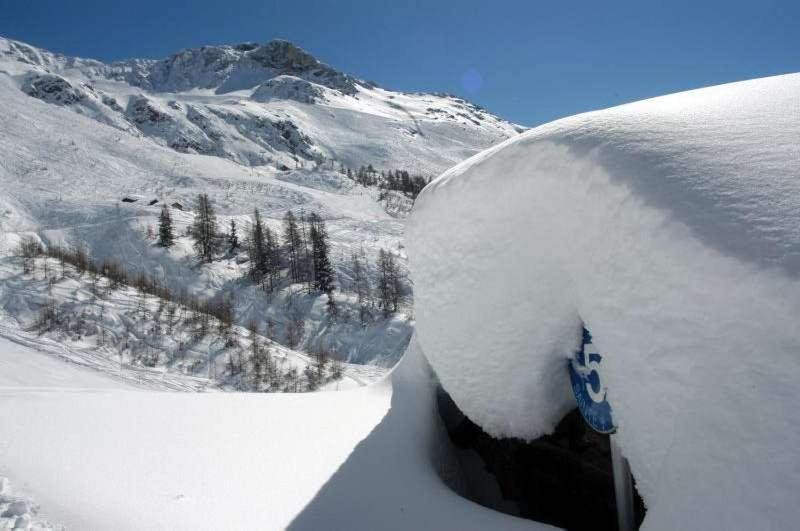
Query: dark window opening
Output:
[[437, 386, 646, 530]]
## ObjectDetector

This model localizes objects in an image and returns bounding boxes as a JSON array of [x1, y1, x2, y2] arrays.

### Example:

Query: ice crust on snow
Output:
[[407, 73, 800, 530]]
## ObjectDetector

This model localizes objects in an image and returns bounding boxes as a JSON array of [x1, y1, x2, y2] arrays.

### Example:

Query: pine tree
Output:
[[190, 193, 217, 262], [298, 211, 313, 291], [228, 219, 239, 252], [283, 211, 301, 283], [309, 213, 334, 293], [264, 225, 280, 292], [351, 249, 370, 300], [249, 209, 267, 283], [157, 205, 174, 248], [388, 251, 402, 312], [377, 249, 402, 316], [377, 249, 389, 315], [351, 248, 372, 323]]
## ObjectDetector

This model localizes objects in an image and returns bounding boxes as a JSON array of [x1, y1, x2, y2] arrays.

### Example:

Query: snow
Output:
[[0, 333, 137, 391], [0, 476, 61, 531], [0, 36, 519, 174], [0, 254, 389, 392], [0, 334, 554, 530], [0, 33, 555, 531], [0, 34, 522, 368], [0, 67, 414, 366], [407, 73, 800, 530]]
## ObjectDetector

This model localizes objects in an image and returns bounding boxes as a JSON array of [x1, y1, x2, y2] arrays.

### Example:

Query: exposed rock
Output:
[[251, 75, 325, 104], [102, 39, 358, 95], [22, 74, 85, 105], [126, 95, 170, 125]]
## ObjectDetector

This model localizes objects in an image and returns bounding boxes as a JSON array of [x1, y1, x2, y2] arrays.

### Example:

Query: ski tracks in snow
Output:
[[0, 322, 212, 392]]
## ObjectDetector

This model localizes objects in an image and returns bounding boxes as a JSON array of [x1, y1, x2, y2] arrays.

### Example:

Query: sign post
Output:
[[610, 433, 635, 531], [568, 327, 635, 531]]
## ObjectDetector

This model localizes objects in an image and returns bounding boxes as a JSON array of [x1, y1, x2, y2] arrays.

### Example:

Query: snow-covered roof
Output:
[[407, 73, 800, 530]]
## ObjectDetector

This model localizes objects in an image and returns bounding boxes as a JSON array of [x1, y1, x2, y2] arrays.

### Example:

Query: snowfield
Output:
[[0, 336, 553, 530], [408, 73, 800, 530]]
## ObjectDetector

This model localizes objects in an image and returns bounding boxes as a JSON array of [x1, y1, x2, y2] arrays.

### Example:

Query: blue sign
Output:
[[568, 327, 616, 434]]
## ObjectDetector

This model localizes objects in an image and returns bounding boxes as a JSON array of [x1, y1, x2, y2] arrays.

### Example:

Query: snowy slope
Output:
[[0, 254, 385, 394], [0, 336, 554, 530], [0, 35, 521, 368], [408, 73, 800, 530]]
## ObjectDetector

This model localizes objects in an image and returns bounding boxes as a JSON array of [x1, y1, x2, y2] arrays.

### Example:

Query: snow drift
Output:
[[0, 334, 553, 530], [407, 73, 800, 530]]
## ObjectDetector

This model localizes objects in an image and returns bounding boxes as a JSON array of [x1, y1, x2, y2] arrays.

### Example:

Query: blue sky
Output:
[[2, 0, 798, 126]]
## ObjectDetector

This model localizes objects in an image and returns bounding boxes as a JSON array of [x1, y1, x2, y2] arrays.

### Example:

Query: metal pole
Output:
[[610, 433, 635, 531]]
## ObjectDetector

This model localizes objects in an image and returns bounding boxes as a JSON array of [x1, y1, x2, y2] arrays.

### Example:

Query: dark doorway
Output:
[[436, 386, 646, 530]]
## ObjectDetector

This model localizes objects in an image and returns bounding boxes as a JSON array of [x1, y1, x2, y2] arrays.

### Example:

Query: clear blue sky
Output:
[[2, 0, 798, 126]]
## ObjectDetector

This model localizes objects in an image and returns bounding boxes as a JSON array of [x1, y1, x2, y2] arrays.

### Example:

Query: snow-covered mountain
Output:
[[1, 37, 521, 172], [0, 36, 522, 368]]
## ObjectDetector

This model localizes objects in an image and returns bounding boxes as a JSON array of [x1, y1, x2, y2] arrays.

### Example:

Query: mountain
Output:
[[0, 36, 522, 369], [0, 37, 521, 172]]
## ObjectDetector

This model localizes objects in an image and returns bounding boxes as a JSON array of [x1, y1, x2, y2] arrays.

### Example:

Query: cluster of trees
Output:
[[156, 194, 224, 262], [342, 164, 431, 199], [158, 195, 336, 301], [157, 194, 405, 314], [16, 237, 343, 390], [348, 247, 405, 321], [248, 209, 281, 292], [248, 209, 334, 299], [382, 169, 431, 198], [238, 321, 343, 392]]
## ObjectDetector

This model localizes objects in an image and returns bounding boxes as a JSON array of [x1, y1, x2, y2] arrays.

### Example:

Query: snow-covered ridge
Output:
[[2, 37, 358, 94], [0, 35, 521, 173], [408, 73, 800, 530], [106, 39, 359, 95]]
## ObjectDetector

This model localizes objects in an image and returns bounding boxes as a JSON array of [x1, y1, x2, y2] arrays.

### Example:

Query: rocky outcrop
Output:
[[104, 39, 359, 95], [22, 73, 87, 105], [250, 75, 326, 104]]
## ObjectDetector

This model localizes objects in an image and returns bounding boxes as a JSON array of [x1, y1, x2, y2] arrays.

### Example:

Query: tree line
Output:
[[158, 194, 404, 316], [339, 164, 431, 199]]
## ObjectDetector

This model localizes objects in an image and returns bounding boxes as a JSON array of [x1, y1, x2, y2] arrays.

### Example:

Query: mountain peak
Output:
[[110, 38, 359, 95]]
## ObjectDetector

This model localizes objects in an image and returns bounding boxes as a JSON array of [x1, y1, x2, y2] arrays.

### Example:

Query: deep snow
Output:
[[0, 336, 554, 530], [407, 73, 800, 530]]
